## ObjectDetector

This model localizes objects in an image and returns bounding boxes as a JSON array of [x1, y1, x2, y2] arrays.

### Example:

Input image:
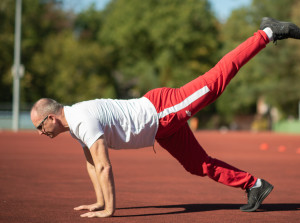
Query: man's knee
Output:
[[182, 161, 207, 176], [183, 155, 216, 176]]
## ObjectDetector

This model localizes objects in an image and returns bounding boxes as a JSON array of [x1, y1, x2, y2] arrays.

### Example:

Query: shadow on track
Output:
[[114, 203, 300, 217]]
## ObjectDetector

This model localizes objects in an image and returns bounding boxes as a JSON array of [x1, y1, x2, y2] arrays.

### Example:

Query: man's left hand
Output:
[[80, 210, 113, 218], [74, 203, 104, 212]]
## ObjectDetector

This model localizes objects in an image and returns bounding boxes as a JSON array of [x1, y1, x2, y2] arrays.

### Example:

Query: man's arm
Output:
[[74, 146, 105, 212], [80, 136, 116, 218]]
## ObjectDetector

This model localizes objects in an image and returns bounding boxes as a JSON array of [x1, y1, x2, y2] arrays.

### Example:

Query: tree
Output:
[[74, 4, 103, 42], [0, 0, 74, 104], [30, 32, 116, 104], [216, 0, 300, 123], [98, 0, 221, 98], [0, 0, 18, 102]]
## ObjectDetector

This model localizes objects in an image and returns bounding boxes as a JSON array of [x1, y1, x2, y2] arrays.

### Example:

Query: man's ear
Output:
[[48, 114, 55, 123]]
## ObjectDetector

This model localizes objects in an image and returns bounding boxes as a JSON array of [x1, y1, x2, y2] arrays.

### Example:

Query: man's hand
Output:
[[80, 210, 113, 218], [74, 203, 104, 212]]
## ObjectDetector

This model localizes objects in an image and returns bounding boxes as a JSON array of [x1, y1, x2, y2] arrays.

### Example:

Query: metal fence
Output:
[[0, 103, 34, 130]]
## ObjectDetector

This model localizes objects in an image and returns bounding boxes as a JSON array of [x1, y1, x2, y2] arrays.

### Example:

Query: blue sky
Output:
[[63, 0, 251, 21], [209, 0, 251, 21]]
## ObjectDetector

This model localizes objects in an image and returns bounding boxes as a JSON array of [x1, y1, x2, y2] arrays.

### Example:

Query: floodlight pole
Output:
[[12, 0, 22, 131], [299, 100, 300, 121]]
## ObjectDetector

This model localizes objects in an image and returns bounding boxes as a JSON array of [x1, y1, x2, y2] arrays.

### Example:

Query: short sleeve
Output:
[[77, 118, 104, 149]]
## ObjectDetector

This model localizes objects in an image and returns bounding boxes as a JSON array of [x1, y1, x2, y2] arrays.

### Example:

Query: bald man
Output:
[[31, 18, 300, 218]]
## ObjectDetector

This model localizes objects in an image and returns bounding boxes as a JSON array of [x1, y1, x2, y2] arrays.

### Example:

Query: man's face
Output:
[[31, 113, 60, 138]]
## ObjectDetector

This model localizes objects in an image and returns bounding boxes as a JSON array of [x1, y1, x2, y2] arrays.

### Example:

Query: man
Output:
[[31, 17, 300, 218]]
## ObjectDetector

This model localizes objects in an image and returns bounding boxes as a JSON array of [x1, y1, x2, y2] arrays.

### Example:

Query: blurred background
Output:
[[1, 0, 300, 132]]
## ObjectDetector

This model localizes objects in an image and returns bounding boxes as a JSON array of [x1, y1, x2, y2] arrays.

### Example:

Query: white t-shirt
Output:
[[64, 97, 158, 149]]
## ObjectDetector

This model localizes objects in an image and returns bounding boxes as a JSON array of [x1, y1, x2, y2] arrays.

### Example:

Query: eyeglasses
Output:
[[36, 115, 48, 131]]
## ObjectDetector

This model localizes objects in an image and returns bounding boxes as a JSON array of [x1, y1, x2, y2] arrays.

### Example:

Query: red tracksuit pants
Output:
[[144, 30, 269, 190]]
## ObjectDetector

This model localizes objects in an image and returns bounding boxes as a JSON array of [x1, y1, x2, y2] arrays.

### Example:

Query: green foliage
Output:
[[75, 4, 103, 41], [0, 0, 17, 102], [1, 0, 74, 104], [30, 32, 116, 104], [217, 0, 300, 122], [99, 0, 220, 97]]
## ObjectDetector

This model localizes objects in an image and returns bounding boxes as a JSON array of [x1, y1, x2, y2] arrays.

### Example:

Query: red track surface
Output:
[[0, 130, 299, 223]]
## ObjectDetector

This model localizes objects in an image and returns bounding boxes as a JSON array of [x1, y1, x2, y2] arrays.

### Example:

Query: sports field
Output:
[[0, 130, 299, 223]]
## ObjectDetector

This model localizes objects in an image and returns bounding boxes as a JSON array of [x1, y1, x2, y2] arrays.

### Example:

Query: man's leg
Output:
[[145, 30, 269, 138], [175, 16, 300, 120], [156, 123, 273, 213], [175, 30, 269, 124], [147, 18, 300, 212], [200, 30, 268, 102], [156, 123, 256, 189], [148, 30, 271, 212]]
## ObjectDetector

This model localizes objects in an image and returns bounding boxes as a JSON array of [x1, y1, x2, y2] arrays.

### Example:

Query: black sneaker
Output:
[[260, 17, 300, 42], [240, 179, 273, 212]]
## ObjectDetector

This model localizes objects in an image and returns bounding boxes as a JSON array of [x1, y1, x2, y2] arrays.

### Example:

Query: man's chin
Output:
[[49, 134, 58, 138], [46, 133, 56, 139]]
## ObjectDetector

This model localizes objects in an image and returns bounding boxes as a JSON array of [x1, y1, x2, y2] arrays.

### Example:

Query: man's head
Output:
[[31, 98, 66, 138]]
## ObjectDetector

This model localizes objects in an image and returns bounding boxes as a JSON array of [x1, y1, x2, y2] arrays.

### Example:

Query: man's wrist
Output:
[[96, 201, 104, 207]]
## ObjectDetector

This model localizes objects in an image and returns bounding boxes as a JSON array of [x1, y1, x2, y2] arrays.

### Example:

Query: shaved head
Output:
[[31, 98, 68, 137], [31, 98, 63, 121]]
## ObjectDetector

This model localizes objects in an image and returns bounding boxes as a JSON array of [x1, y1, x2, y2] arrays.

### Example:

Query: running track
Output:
[[0, 131, 299, 223]]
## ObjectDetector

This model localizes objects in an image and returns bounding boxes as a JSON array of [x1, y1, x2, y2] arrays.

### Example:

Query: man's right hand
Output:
[[74, 203, 104, 212]]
